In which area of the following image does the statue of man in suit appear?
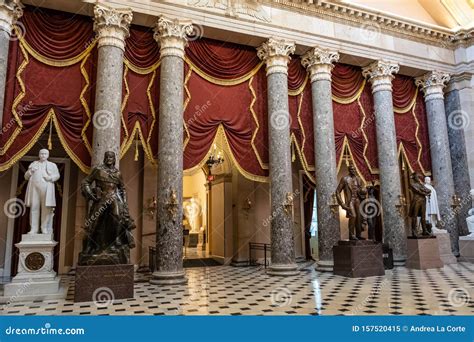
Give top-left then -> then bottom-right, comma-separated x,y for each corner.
336,164 -> 366,240
409,172 -> 431,237
24,149 -> 60,235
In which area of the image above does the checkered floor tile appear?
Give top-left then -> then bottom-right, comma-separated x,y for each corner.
1,262 -> 473,316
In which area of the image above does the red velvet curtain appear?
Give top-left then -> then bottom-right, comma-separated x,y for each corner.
125,25 -> 160,69
0,6 -> 95,172
186,38 -> 261,79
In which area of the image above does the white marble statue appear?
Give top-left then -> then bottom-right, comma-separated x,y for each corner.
424,176 -> 442,231
24,149 -> 60,234
465,189 -> 474,239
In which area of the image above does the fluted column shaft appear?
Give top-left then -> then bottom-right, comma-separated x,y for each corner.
0,0 -> 23,128
416,71 -> 459,255
257,38 -> 298,276
301,47 -> 340,271
363,60 -> 407,264
91,4 -> 132,167
150,17 -> 193,285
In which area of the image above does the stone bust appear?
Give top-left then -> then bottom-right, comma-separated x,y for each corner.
24,149 -> 60,235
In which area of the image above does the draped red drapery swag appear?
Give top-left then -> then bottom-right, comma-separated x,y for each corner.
0,7 -> 432,182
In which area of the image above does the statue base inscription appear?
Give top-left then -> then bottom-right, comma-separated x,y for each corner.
74,264 -> 134,303
406,236 -> 443,270
333,240 -> 385,278
433,231 -> 457,265
459,238 -> 474,263
2,234 -> 68,302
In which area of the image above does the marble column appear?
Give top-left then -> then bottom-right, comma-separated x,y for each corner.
301,47 -> 340,271
415,72 -> 459,255
257,38 -> 298,276
0,0 -> 23,128
444,85 -> 471,236
362,60 -> 407,264
91,4 -> 132,167
150,17 -> 193,285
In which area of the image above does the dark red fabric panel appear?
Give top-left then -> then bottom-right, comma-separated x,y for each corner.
332,64 -> 365,99
288,57 -> 306,91
392,75 -> 416,110
186,38 -> 260,80
183,66 -> 267,177
21,6 -> 94,60
414,93 -> 432,173
125,25 -> 160,69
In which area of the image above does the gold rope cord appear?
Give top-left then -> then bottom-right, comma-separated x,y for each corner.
357,95 -> 379,174
184,57 -> 263,86
79,53 -> 92,153
183,66 -> 193,151
291,134 -> 315,184
249,75 -> 269,170
336,136 -> 368,186
120,65 -> 131,155
145,69 -> 157,161
120,121 -> 155,164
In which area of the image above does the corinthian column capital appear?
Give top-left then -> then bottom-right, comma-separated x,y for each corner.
154,16 -> 194,59
301,47 -> 339,82
93,4 -> 133,51
0,0 -> 23,35
415,71 -> 450,101
362,60 -> 399,93
257,38 -> 295,76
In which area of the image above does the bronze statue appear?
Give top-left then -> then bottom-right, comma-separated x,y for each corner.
79,151 -> 136,265
336,164 -> 366,240
409,172 -> 431,237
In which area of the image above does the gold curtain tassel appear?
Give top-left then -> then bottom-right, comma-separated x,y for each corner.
134,140 -> 139,161
291,141 -> 296,162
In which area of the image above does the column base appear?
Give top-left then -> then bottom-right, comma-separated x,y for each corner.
266,263 -> 298,276
150,270 -> 187,285
315,259 -> 334,272
393,259 -> 406,267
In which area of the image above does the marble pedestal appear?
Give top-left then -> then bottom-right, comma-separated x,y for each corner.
74,264 -> 134,303
459,238 -> 474,263
2,233 -> 67,302
433,231 -> 457,265
406,237 -> 443,270
333,240 -> 385,278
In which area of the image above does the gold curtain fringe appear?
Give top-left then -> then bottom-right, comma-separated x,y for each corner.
336,136 -> 368,186
79,54 -> 93,154
288,75 -> 308,96
291,134 -> 316,184
183,67 -> 193,151
185,57 -> 264,86
332,79 -> 366,104
394,88 -> 418,114
124,59 -> 160,75
357,97 -> 379,175
248,75 -> 269,170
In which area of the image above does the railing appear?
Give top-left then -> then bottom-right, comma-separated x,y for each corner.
248,242 -> 271,268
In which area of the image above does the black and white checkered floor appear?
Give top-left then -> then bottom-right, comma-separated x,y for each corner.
1,262 -> 474,316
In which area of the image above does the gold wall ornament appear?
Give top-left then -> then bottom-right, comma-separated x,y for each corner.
166,189 -> 179,219
145,196 -> 157,220
283,192 -> 294,215
243,198 -> 252,211
329,193 -> 339,215
395,195 -> 406,215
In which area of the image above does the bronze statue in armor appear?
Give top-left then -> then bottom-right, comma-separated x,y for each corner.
79,151 -> 136,265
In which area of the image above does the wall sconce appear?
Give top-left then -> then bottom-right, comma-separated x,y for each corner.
329,193 -> 339,215
206,144 -> 224,175
145,196 -> 157,219
243,198 -> 252,211
165,189 -> 179,220
283,192 -> 294,215
451,194 -> 461,210
395,195 -> 406,215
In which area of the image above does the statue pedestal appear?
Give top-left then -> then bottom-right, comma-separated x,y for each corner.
433,231 -> 457,265
2,234 -> 68,302
406,236 -> 443,270
74,264 -> 134,303
333,240 -> 385,277
459,238 -> 474,263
